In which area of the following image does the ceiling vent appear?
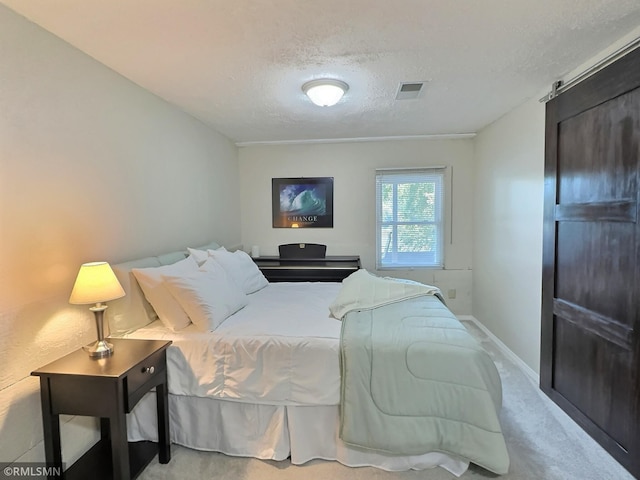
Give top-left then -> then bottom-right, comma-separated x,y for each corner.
396,82 -> 425,100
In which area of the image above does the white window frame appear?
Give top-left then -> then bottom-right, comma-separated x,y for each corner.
375,167 -> 445,269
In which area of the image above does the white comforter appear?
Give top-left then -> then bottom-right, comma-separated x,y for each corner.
329,269 -> 441,319
125,282 -> 342,406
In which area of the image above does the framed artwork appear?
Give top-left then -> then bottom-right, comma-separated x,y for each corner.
272,177 -> 334,228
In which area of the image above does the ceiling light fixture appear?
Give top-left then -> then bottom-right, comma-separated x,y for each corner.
302,79 -> 349,107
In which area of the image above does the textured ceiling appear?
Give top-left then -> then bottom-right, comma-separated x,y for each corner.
3,0 -> 640,144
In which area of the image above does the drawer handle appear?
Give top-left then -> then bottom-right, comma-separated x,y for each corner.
141,366 -> 155,374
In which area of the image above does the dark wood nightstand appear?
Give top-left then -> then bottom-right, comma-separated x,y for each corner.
32,338 -> 172,480
253,255 -> 361,282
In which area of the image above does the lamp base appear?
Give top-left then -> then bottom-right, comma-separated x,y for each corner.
83,339 -> 114,358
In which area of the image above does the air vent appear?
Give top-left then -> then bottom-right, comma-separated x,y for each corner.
396,82 -> 426,100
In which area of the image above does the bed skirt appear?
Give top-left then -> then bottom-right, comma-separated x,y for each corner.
127,392 -> 469,476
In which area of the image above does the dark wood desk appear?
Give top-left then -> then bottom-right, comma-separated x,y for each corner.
253,255 -> 361,282
32,338 -> 172,480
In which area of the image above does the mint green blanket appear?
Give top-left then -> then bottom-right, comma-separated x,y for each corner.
339,295 -> 510,474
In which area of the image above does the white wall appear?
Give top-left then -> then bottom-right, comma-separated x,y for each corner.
238,138 -> 475,314
472,99 -> 545,374
0,5 -> 240,464
472,25 -> 640,375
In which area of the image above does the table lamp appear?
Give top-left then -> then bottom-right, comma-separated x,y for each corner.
69,262 -> 125,358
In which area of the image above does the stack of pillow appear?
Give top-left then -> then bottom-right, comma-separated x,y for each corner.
132,247 -> 268,332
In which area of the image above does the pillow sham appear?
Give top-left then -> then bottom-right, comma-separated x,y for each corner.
162,259 -> 248,331
187,248 -> 209,266
207,248 -> 268,294
132,256 -> 198,331
187,246 -> 226,266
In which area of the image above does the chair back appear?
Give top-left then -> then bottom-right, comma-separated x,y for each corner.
278,243 -> 327,259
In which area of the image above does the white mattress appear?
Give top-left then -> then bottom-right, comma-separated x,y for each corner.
124,282 -> 343,406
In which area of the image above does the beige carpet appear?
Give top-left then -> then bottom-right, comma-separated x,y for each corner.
138,321 -> 634,480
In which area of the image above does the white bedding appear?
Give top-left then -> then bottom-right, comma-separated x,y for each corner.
124,282 -> 343,406
329,269 -> 441,319
123,278 -> 470,476
128,393 -> 469,476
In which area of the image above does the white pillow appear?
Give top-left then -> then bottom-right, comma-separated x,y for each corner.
187,248 -> 209,266
132,256 -> 198,331
188,246 -> 226,266
162,259 -> 248,331
207,249 -> 268,294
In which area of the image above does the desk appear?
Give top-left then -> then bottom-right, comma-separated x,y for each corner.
253,255 -> 361,282
32,338 -> 172,480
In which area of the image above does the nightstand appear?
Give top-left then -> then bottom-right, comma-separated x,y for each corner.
32,338 -> 172,480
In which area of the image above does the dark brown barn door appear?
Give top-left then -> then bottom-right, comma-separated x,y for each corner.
541,46 -> 640,478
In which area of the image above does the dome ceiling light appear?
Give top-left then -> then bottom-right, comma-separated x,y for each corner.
302,79 -> 349,107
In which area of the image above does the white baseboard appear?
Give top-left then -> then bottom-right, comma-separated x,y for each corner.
458,315 -> 540,386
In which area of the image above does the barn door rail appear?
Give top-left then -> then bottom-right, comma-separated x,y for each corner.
540,36 -> 640,102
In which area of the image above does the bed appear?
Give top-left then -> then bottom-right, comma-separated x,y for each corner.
106,243 -> 509,477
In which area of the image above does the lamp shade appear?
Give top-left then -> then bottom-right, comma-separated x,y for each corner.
69,262 -> 125,305
302,79 -> 348,107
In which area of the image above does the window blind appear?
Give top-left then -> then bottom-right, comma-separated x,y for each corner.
375,167 -> 445,269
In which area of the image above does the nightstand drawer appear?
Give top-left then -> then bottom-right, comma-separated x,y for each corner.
126,347 -> 166,407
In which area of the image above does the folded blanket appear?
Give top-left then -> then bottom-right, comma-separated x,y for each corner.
329,269 -> 441,320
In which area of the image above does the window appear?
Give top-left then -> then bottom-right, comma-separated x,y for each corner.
376,168 -> 445,269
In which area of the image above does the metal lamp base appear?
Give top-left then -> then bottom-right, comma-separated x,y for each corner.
83,339 -> 114,358
85,303 -> 114,359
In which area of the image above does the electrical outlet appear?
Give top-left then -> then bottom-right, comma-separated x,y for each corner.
447,289 -> 457,299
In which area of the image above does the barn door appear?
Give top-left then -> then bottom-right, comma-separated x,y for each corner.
541,46 -> 640,477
